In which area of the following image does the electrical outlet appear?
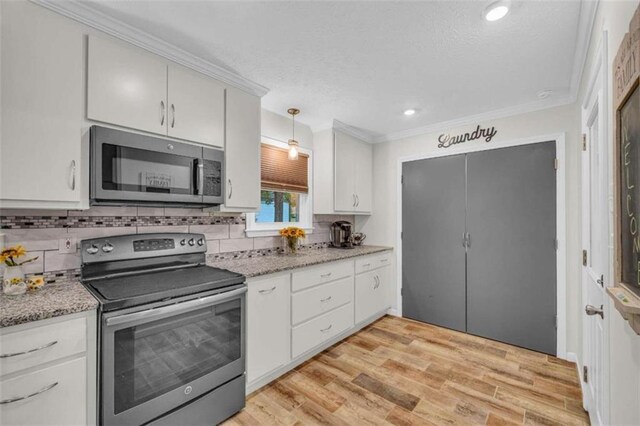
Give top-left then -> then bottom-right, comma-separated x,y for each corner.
59,237 -> 77,254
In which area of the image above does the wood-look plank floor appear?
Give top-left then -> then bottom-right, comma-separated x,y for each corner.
223,316 -> 589,425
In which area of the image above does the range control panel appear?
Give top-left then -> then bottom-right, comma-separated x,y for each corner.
133,238 -> 175,252
81,233 -> 207,264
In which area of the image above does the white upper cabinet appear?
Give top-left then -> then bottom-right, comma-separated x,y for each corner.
334,131 -> 359,212
88,35 -> 167,135
354,138 -> 373,212
1,1 -> 83,207
314,129 -> 372,214
223,86 -> 261,210
167,65 -> 225,147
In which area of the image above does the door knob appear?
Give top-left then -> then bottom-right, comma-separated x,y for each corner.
585,304 -> 604,319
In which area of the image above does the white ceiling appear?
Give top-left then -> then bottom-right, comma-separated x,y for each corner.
82,0 -> 586,140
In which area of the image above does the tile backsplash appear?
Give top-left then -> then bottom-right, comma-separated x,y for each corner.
0,207 -> 354,279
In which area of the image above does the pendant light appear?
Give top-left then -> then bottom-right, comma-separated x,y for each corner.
287,108 -> 300,160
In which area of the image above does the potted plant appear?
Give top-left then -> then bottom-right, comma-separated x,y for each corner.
279,226 -> 306,255
1,245 -> 38,296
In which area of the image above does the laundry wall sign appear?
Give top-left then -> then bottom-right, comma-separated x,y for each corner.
437,125 -> 498,148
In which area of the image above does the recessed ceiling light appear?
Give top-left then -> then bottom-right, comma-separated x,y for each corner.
484,1 -> 510,21
404,109 -> 416,116
537,90 -> 554,99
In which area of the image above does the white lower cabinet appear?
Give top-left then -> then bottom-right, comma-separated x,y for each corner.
246,274 -> 290,383
246,251 -> 393,393
355,265 -> 391,323
0,312 -> 96,426
0,357 -> 87,426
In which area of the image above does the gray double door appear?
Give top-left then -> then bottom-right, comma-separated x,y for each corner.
402,142 -> 557,355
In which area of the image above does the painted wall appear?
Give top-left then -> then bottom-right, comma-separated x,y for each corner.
359,102 -> 582,357
578,1 -> 640,425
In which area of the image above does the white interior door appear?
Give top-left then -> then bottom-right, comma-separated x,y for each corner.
581,48 -> 609,426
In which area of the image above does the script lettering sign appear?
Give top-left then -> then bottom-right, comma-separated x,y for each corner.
437,125 -> 498,149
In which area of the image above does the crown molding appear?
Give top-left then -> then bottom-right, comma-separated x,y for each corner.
568,0 -> 599,103
332,120 -> 377,143
31,0 -> 269,97
375,94 -> 573,143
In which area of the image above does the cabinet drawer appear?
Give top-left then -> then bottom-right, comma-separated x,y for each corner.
292,277 -> 354,325
0,357 -> 86,426
355,252 -> 392,274
292,303 -> 353,358
0,317 -> 86,376
291,261 -> 353,292
355,268 -> 389,324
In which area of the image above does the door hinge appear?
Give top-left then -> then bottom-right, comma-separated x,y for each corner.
582,133 -> 587,151
583,365 -> 589,383
554,158 -> 559,170
582,249 -> 588,266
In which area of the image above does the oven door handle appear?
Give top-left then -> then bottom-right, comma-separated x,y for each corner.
105,286 -> 246,327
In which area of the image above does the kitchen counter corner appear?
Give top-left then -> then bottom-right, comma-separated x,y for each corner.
0,281 -> 98,328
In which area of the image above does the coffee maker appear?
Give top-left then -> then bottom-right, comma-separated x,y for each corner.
330,221 -> 353,248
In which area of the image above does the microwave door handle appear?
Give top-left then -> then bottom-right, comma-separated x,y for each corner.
193,159 -> 204,196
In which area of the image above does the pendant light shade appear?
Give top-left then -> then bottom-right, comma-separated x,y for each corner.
287,108 -> 300,160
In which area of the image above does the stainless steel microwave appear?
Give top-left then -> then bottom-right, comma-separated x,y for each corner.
90,126 -> 224,207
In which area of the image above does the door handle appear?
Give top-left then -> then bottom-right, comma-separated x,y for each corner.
356,194 -> 360,207
353,194 -> 356,207
585,304 -> 604,319
160,100 -> 165,125
597,275 -> 604,287
466,232 -> 471,248
171,104 -> 176,128
258,286 -> 276,294
69,160 -> 76,190
228,179 -> 233,199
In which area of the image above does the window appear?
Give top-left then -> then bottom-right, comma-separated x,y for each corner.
245,139 -> 313,237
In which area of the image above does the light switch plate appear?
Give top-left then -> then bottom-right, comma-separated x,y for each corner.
59,237 -> 77,254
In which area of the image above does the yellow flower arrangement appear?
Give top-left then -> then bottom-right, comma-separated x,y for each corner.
1,245 -> 38,267
279,227 -> 306,254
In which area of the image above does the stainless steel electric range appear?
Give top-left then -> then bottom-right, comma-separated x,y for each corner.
80,233 -> 246,426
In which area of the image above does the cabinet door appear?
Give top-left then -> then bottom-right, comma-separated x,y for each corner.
334,131 -> 358,212
355,140 -> 373,213
225,86 -> 261,210
1,1 -> 82,203
0,357 -> 86,426
167,65 -> 224,147
88,35 -> 167,135
355,267 -> 389,323
247,274 -> 290,383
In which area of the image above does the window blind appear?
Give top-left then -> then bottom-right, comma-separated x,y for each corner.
260,144 -> 309,194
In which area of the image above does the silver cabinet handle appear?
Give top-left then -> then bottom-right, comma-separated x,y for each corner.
69,160 -> 76,190
171,103 -> 176,128
0,340 -> 58,359
320,272 -> 332,278
228,179 -> 233,199
353,194 -> 356,207
320,296 -> 332,303
466,232 -> 471,248
597,275 -> 604,287
160,100 -> 165,125
585,304 -> 604,319
374,276 -> 380,289
362,263 -> 371,268
0,382 -> 58,405
380,259 -> 388,263
259,286 -> 276,294
356,194 -> 360,207
320,324 -> 333,333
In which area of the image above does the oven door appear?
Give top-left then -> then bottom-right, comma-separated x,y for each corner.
101,286 -> 246,426
91,126 -> 207,205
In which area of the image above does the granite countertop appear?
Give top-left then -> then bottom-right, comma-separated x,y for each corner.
0,281 -> 98,328
208,245 -> 393,278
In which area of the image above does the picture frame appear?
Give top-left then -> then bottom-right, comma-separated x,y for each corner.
611,5 -> 640,333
